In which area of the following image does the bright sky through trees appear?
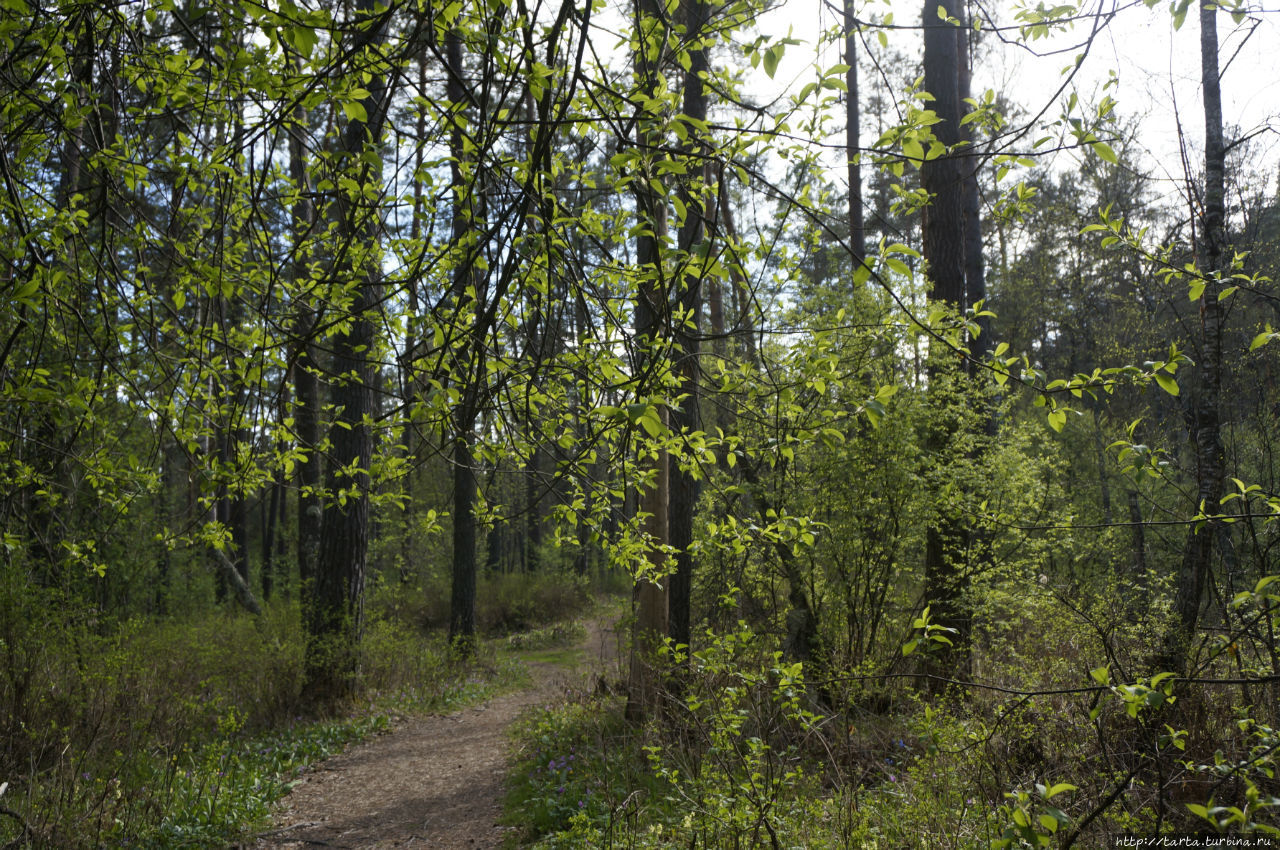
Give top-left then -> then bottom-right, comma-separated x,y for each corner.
750,0 -> 1279,205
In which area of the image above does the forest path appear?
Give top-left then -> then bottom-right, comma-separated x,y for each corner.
250,616 -> 621,850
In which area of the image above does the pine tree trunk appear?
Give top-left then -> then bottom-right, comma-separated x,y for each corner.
303,0 -> 390,702
626,0 -> 673,721
921,0 -> 970,676
845,0 -> 864,263
1163,2 -> 1226,675
290,67 -> 322,614
668,0 -> 709,656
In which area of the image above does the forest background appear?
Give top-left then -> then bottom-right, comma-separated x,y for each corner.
0,0 -> 1278,845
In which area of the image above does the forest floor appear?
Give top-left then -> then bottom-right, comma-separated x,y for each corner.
248,616 -> 622,850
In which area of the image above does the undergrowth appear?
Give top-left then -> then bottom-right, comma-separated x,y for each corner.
0,578 -> 518,849
504,592 -> 1280,849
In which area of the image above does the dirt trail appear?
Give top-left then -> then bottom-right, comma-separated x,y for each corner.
251,619 -> 620,850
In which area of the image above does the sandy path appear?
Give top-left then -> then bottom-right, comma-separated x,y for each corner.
251,619 -> 620,850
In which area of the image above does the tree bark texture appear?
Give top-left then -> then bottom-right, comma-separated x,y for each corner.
921,0 -> 971,675
845,0 -> 865,263
626,0 -> 673,721
1163,2 -> 1226,675
290,71 -> 323,613
303,0 -> 391,702
667,0 -> 709,656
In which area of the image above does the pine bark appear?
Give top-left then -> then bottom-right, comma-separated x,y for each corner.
921,0 -> 970,675
667,0 -> 709,656
303,0 -> 391,701
626,0 -> 673,721
1163,2 -> 1226,675
845,0 -> 864,263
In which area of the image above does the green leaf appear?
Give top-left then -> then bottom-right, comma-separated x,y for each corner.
1093,141 -> 1117,164
1154,373 -> 1179,396
1250,329 -> 1274,351
11,277 -> 39,301
342,100 -> 368,123
1043,782 -> 1077,799
638,408 -> 663,438
763,46 -> 780,79
1047,409 -> 1066,432
292,25 -> 318,57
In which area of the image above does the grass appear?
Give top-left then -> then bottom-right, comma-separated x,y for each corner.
0,590 -> 525,849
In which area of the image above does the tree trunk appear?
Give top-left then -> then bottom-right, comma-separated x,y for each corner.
626,0 -> 674,721
1162,2 -> 1226,675
445,26 -> 483,654
290,67 -> 323,616
844,0 -> 864,263
921,0 -> 970,676
667,0 -> 709,656
303,0 -> 391,703
450,415 -> 479,648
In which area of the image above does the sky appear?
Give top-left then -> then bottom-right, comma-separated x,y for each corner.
749,0 -> 1280,209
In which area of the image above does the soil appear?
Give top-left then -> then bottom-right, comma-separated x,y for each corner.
249,618 -> 621,850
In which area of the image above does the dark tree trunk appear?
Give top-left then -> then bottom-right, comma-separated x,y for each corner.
667,0 -> 709,656
444,26 -> 483,654
626,0 -> 673,721
303,0 -> 391,703
844,0 -> 864,263
1163,2 -> 1226,675
955,8 -> 988,362
291,75 -> 322,613
921,1 -> 966,307
921,0 -> 970,675
450,417 -> 478,647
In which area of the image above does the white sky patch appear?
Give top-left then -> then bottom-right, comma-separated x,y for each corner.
744,0 -> 1279,204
